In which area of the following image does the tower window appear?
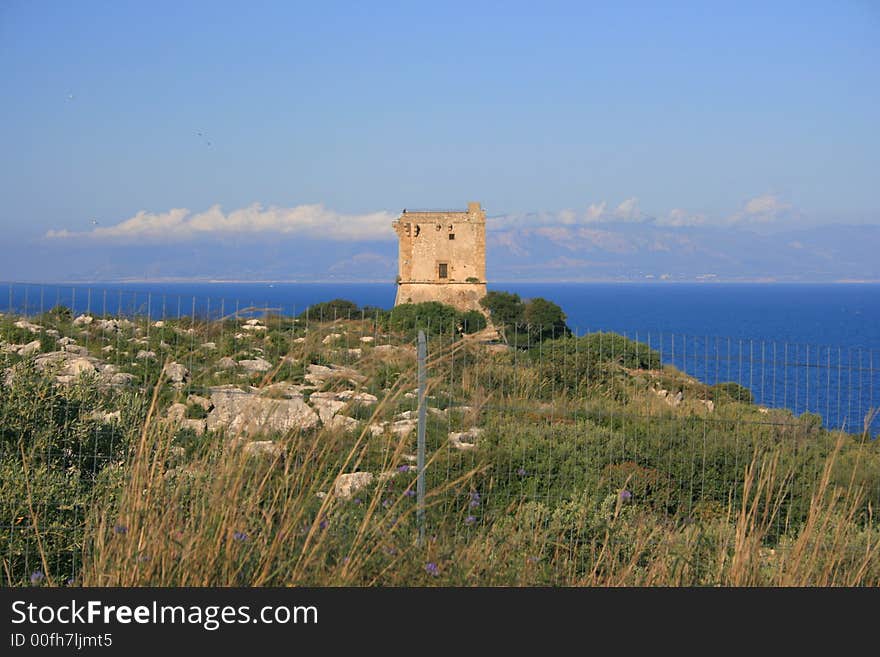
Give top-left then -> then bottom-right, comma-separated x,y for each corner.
448,233 -> 455,240
438,263 -> 448,279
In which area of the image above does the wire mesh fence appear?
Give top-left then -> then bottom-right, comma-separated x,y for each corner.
1,281 -> 878,585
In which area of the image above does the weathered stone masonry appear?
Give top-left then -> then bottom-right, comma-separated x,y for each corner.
392,202 -> 487,312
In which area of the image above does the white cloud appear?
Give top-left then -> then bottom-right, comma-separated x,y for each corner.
656,208 -> 706,227
46,203 -> 397,242
728,194 -> 793,224
613,197 -> 641,221
585,202 -> 606,221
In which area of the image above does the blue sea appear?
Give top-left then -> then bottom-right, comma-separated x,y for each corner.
4,281 -> 878,434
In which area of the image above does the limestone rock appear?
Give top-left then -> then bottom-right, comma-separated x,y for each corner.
163,361 -> 190,384
359,336 -> 375,343
166,403 -> 188,422
206,385 -> 319,436
136,350 -> 156,360
72,315 -> 93,326
238,357 -> 271,373
187,394 -> 213,411
217,356 -> 237,370
334,472 -> 374,500
181,418 -> 207,436
325,414 -> 359,432
110,372 -> 136,386
17,340 -> 42,356
14,320 -> 42,333
57,336 -> 77,346
449,427 -> 482,451
337,390 -> 378,405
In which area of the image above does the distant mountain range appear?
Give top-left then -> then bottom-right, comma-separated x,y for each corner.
4,221 -> 878,283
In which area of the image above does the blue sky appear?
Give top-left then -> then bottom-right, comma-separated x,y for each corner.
0,1 -> 878,280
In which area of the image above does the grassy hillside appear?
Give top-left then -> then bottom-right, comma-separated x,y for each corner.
1,303 -> 878,586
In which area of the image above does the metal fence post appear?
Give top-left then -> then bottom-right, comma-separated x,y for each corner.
417,330 -> 427,546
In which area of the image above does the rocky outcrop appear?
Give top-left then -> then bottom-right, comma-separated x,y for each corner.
334,472 -> 373,500
304,363 -> 366,386
163,361 -> 190,386
238,357 -> 272,373
449,427 -> 482,450
206,385 -> 319,436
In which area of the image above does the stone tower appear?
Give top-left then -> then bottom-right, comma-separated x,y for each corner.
392,202 -> 487,312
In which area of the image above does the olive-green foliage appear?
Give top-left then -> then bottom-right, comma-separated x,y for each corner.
480,291 -> 570,343
0,362 -> 145,584
387,302 -> 485,337
528,332 -> 661,394
711,381 -> 754,404
299,299 -> 360,321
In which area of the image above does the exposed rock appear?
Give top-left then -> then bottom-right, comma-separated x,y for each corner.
373,344 -> 415,357
153,320 -> 165,328
325,415 -> 359,432
166,403 -> 188,422
88,410 -> 121,423
390,419 -> 417,438
45,329 -> 59,337
449,427 -> 482,451
181,418 -> 207,436
238,357 -> 272,373
242,320 -> 267,332
62,344 -> 90,356
336,390 -> 378,405
101,345 -> 115,353
187,394 -> 213,411
699,400 -> 715,413
14,320 -> 42,333
293,337 -> 306,344
110,372 -> 136,386
243,440 -> 282,459
72,315 -> 93,326
57,336 -> 77,346
304,363 -> 366,386
347,348 -> 362,358
163,361 -> 190,385
334,472 -> 374,500
202,342 -> 216,350
217,356 -> 237,370
136,350 -> 156,360
322,333 -> 342,344
359,336 -> 375,343
311,397 -> 347,424
17,340 -> 42,356
206,385 -> 319,435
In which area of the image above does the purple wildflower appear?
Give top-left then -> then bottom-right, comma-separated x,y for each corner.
137,554 -> 150,563
464,515 -> 477,526
113,523 -> 127,534
397,465 -> 410,473
469,491 -> 481,508
425,562 -> 439,576
516,467 -> 527,477
30,571 -> 45,585
382,499 -> 392,509
353,498 -> 363,505
404,489 -> 416,497
619,490 -> 633,502
319,520 -> 329,530
66,578 -> 76,586
233,531 -> 249,541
